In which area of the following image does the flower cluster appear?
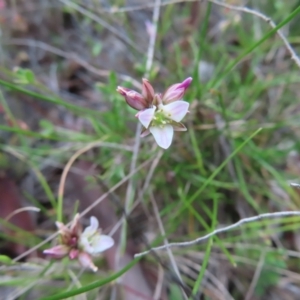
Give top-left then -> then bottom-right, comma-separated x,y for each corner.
43,214 -> 114,272
117,77 -> 192,149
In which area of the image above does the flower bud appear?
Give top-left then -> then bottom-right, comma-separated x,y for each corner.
43,245 -> 69,259
177,77 -> 193,90
117,86 -> 149,110
142,78 -> 155,103
78,252 -> 98,272
162,77 -> 193,103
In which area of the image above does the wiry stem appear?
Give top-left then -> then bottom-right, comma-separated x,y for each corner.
121,0 -> 162,245
134,211 -> 300,257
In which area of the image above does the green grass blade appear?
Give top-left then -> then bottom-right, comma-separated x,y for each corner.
39,258 -> 140,300
0,79 -> 101,116
208,5 -> 300,89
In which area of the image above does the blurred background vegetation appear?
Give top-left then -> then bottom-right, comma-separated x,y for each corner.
1,0 -> 300,299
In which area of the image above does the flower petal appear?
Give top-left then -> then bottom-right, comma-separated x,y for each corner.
82,216 -> 99,237
163,101 -> 189,122
138,107 -> 156,128
80,236 -> 94,253
90,235 -> 114,254
150,125 -> 174,149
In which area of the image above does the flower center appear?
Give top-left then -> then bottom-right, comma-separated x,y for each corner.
151,107 -> 172,127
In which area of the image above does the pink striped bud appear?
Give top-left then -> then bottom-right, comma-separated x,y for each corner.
162,77 -> 192,103
43,245 -> 69,259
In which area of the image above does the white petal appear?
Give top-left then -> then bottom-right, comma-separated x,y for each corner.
82,216 -> 99,237
91,235 -> 114,254
150,125 -> 174,149
80,236 -> 94,253
163,101 -> 189,122
138,107 -> 156,128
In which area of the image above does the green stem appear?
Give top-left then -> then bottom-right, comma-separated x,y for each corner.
40,258 -> 140,300
191,196 -> 218,297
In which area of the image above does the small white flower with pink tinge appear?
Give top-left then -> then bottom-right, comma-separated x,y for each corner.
79,217 -> 114,256
117,77 -> 192,149
137,101 -> 189,149
43,214 -> 114,272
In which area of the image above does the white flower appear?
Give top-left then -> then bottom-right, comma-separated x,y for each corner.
138,101 -> 189,149
79,216 -> 114,255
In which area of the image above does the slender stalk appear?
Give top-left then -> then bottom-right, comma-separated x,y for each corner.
135,211 -> 300,257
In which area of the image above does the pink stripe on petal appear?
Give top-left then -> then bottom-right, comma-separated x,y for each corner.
150,125 -> 174,149
138,107 -> 156,128
163,87 -> 185,103
177,77 -> 192,90
163,101 -> 189,122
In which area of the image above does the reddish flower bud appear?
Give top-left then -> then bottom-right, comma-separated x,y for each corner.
142,78 -> 155,103
116,86 -> 149,110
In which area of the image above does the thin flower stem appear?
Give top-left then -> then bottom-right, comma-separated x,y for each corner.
120,0 -> 162,253
145,0 -> 161,76
108,148 -> 163,237
134,211 -> 300,258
